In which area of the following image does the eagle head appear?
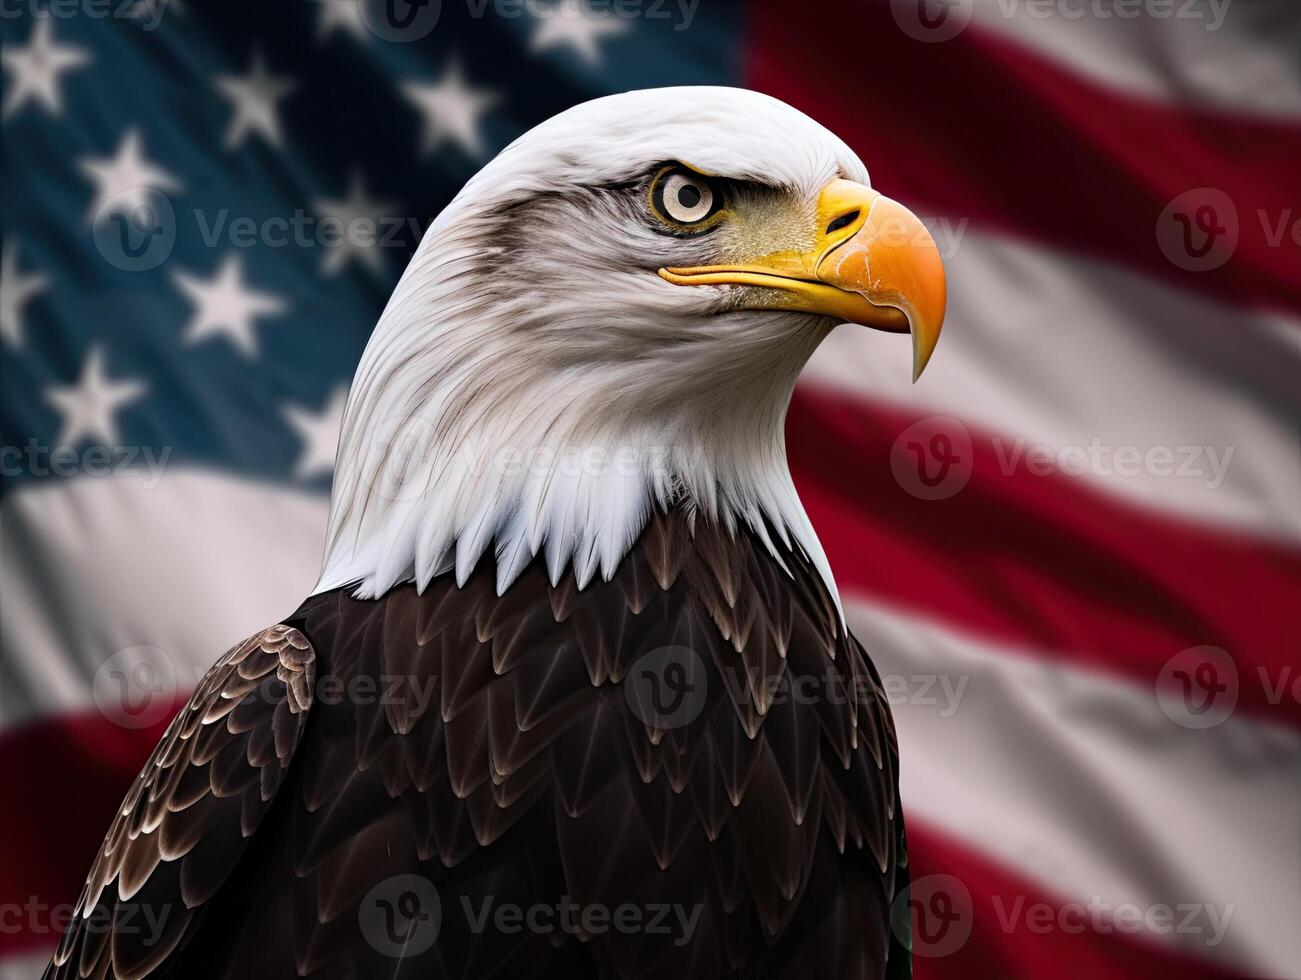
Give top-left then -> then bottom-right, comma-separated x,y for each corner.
317,86 -> 946,603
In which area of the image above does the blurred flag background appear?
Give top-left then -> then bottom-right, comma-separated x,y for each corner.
1,0 -> 1298,977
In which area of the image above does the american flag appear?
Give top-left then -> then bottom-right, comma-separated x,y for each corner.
1,1 -> 1297,977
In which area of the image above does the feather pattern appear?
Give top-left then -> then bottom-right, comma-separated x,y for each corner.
46,510 -> 907,980
47,625 -> 314,980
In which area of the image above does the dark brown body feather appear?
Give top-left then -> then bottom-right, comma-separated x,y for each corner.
47,510 -> 909,979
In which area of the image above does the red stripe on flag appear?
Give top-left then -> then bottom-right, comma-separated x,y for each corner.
747,0 -> 1301,318
0,705 -> 182,960
787,387 -> 1300,727
906,819 -> 1247,979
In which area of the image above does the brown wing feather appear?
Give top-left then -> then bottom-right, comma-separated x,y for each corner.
45,625 -> 314,980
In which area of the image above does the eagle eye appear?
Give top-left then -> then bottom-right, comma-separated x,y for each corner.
651,166 -> 724,230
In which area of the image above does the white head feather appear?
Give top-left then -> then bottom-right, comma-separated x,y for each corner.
315,87 -> 871,611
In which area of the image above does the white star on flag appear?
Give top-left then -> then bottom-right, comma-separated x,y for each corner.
402,57 -> 500,159
172,254 -> 288,357
316,0 -> 370,42
283,386 -> 349,478
45,346 -> 146,447
528,0 -> 630,67
1,238 -> 49,349
215,49 -> 297,150
79,128 -> 183,224
1,18 -> 92,120
312,170 -> 398,277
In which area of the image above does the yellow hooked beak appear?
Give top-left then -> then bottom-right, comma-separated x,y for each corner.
659,179 -> 946,381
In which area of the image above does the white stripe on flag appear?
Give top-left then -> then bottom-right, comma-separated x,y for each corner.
845,594 -> 1301,976
0,469 -> 328,732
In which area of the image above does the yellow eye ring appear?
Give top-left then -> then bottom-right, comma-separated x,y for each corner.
649,165 -> 727,232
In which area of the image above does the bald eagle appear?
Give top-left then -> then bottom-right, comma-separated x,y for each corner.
48,87 -> 945,980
